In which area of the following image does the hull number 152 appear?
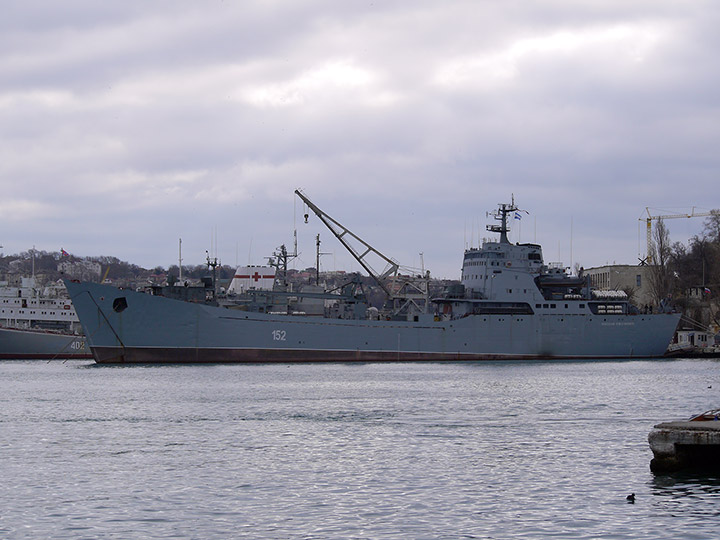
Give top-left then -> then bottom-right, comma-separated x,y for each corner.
272,330 -> 286,341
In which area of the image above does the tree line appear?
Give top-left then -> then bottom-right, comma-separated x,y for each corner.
649,210 -> 720,326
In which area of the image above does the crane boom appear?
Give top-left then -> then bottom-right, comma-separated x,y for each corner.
640,207 -> 714,264
295,190 -> 431,316
295,189 -> 398,297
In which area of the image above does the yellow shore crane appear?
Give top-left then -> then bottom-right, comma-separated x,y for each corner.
640,207 -> 714,265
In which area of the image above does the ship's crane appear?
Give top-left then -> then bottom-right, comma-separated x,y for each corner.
295,189 -> 430,316
640,207 -> 714,265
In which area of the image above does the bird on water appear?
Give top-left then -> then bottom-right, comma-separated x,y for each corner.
626,493 -> 635,503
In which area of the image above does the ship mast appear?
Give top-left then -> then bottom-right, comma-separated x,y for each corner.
205,250 -> 219,299
487,196 -> 520,244
315,234 -> 331,286
178,238 -> 183,282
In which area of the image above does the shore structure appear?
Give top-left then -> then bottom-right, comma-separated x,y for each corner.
65,194 -> 680,364
649,410 -> 720,472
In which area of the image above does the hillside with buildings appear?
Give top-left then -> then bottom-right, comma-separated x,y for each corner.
0,250 -> 236,290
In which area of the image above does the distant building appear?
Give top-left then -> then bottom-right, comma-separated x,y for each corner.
583,264 -> 654,307
57,259 -> 102,281
687,286 -> 712,300
147,273 -> 167,285
8,259 -> 28,274
676,329 -> 719,349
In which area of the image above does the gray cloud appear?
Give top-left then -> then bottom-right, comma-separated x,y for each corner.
1,0 -> 718,277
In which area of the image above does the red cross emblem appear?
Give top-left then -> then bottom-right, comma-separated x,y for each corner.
252,271 -> 261,281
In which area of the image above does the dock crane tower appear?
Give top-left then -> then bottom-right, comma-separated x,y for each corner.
295,189 -> 431,318
640,207 -> 714,265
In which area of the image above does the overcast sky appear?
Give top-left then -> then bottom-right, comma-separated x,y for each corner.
2,1 -> 718,278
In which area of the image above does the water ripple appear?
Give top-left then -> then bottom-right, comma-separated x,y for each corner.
1,359 -> 719,538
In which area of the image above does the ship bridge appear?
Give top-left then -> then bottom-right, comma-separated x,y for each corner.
461,241 -> 545,300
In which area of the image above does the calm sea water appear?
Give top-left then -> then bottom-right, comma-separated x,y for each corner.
1,358 -> 719,539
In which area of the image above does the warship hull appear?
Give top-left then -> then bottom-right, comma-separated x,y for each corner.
65,281 -> 680,364
0,326 -> 90,360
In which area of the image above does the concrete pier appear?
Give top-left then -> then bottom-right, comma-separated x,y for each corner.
648,411 -> 720,472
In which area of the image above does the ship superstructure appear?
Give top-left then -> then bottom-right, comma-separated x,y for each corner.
0,276 -> 89,359
436,199 -> 633,321
0,277 -> 81,332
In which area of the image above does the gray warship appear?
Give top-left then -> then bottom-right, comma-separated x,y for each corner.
65,195 -> 680,363
0,326 -> 89,360
0,276 -> 89,359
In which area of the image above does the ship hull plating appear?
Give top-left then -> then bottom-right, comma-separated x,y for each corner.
66,281 -> 680,364
0,326 -> 90,360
